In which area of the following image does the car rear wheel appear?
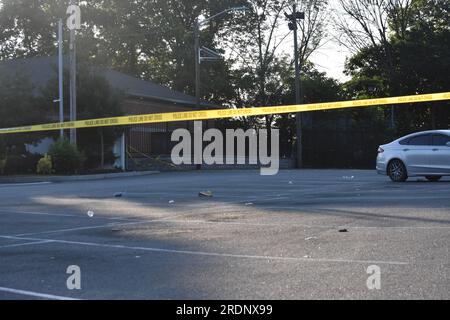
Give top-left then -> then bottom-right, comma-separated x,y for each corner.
388,159 -> 408,182
425,176 -> 442,182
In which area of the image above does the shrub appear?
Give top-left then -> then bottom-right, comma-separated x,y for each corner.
3,153 -> 42,175
48,138 -> 84,174
0,157 -> 6,175
36,154 -> 52,175
0,136 -> 6,175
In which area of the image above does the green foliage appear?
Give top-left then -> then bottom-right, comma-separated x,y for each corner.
344,0 -> 450,135
77,67 -> 124,168
0,157 -> 6,175
40,65 -> 124,169
48,138 -> 84,174
0,135 -> 6,157
0,71 -> 47,150
0,70 -> 48,175
0,136 -> 8,175
0,0 -> 244,107
36,154 -> 52,175
0,0 -> 64,59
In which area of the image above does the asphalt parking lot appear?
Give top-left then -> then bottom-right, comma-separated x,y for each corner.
0,169 -> 449,300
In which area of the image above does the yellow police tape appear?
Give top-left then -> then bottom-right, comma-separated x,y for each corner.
1,92 -> 449,135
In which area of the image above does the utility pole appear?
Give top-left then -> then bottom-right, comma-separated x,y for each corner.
68,0 -> 79,146
58,19 -> 64,139
286,5 -> 305,168
194,18 -> 201,108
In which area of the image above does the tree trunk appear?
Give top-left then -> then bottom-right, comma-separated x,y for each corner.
100,130 -> 105,168
265,115 -> 273,155
431,106 -> 437,129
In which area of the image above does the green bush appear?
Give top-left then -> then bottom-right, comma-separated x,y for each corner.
36,154 -> 52,175
2,153 -> 42,175
0,157 -> 6,175
49,138 -> 84,174
0,136 -> 6,175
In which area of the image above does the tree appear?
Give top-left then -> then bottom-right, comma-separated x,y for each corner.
335,0 -> 417,128
276,64 -> 343,158
0,135 -> 7,174
344,0 -> 450,133
0,0 -> 64,60
133,0 -> 244,101
0,67 -> 50,174
334,0 -> 416,52
222,0 -> 329,107
0,0 -> 244,105
76,66 -> 124,168
0,69 -> 47,153
211,0 -> 331,161
39,63 -> 124,169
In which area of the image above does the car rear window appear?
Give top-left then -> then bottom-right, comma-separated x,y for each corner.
399,138 -> 409,145
404,134 -> 432,146
432,134 -> 450,146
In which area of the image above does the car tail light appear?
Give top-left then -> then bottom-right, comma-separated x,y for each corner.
378,147 -> 384,154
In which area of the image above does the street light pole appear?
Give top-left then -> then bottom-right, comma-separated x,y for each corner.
293,7 -> 302,169
194,18 -> 201,107
58,19 -> 64,139
293,8 -> 301,108
286,5 -> 305,168
69,0 -> 77,146
194,6 -> 248,108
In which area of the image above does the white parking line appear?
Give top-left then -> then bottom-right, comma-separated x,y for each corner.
0,235 -> 409,266
0,182 -> 52,188
0,240 -> 54,249
0,209 -> 146,222
14,222 -> 133,237
0,209 -> 80,218
145,218 -> 450,230
11,212 -> 195,237
0,286 -> 80,300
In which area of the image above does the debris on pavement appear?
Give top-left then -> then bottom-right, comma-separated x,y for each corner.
199,191 -> 213,198
305,236 -> 317,241
339,229 -> 348,233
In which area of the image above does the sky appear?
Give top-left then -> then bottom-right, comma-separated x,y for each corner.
305,0 -> 353,82
279,0 -> 353,82
307,39 -> 352,82
280,29 -> 352,83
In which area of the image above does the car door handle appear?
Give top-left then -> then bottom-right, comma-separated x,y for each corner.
432,148 -> 439,152
403,149 -> 410,152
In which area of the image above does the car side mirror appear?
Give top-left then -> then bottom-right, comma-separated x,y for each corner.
447,142 -> 450,147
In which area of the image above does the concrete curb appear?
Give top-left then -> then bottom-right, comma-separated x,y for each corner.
0,171 -> 160,184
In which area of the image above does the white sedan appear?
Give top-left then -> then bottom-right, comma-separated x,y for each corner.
377,130 -> 450,182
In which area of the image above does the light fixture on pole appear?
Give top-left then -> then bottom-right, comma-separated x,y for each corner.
194,6 -> 248,107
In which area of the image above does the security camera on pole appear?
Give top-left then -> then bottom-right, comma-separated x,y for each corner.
67,1 -> 81,146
